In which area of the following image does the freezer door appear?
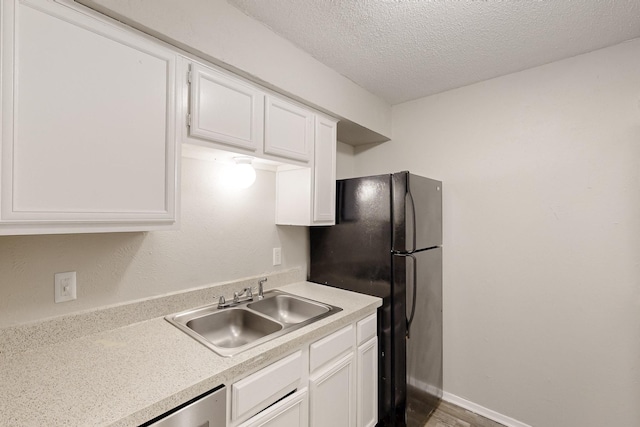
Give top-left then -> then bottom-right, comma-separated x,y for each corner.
309,174 -> 393,298
392,173 -> 442,253
405,247 -> 443,426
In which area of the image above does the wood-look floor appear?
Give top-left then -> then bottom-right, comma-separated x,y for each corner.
423,401 -> 506,427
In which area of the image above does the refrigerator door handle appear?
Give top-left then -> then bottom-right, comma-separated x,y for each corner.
394,252 -> 418,338
406,252 -> 418,338
391,171 -> 417,254
406,174 -> 417,254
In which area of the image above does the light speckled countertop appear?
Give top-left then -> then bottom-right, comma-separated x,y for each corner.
0,281 -> 381,426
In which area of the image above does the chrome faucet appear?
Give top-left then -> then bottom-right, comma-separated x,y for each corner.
233,287 -> 253,303
218,281 -> 265,309
258,278 -> 267,300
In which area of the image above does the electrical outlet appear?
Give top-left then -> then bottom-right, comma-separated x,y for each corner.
273,247 -> 282,266
55,271 -> 77,303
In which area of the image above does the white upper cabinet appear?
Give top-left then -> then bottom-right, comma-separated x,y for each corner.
188,63 -> 264,152
182,59 -> 338,226
275,114 -> 337,226
312,115 -> 337,225
264,95 -> 314,163
0,0 -> 179,235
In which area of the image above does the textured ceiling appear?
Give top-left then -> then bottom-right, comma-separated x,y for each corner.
229,0 -> 640,105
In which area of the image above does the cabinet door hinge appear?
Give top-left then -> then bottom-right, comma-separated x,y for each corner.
187,70 -> 192,84
187,113 -> 192,127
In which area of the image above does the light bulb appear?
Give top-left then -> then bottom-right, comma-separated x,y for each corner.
232,156 -> 256,189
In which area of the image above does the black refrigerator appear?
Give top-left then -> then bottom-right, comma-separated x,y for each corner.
309,172 -> 443,427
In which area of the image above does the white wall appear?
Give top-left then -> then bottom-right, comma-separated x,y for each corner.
353,39 -> 640,426
75,0 -> 391,141
336,141 -> 357,179
0,157 -> 307,327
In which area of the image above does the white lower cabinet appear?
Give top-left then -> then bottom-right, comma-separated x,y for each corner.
309,352 -> 356,427
356,337 -> 378,427
231,351 -> 302,423
238,389 -> 308,427
356,314 -> 378,427
231,313 -> 377,427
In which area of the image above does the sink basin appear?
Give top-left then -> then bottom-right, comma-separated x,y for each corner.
186,308 -> 282,349
166,290 -> 342,357
248,294 -> 329,325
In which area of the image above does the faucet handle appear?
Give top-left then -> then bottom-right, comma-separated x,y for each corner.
218,296 -> 227,309
245,287 -> 253,300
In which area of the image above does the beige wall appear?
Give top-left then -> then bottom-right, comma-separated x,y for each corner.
76,0 -> 391,140
0,157 -> 308,327
352,40 -> 640,426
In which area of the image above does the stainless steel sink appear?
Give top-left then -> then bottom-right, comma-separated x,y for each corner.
166,290 -> 342,357
247,294 -> 330,325
186,308 -> 282,349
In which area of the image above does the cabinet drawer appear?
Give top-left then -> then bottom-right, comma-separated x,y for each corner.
310,325 -> 354,373
356,313 -> 377,346
232,351 -> 302,421
237,388 -> 308,427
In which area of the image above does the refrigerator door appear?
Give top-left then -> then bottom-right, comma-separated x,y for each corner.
405,247 -> 443,427
392,173 -> 442,253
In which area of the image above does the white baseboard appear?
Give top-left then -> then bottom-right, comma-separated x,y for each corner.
442,392 -> 533,427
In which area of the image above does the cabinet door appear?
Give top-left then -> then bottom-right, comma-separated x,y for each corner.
309,352 -> 356,427
312,115 -> 337,225
264,96 -> 313,162
238,389 -> 308,427
189,63 -> 264,152
357,337 -> 378,427
1,0 -> 178,233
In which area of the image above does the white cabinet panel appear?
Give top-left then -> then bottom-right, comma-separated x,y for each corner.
0,0 -> 178,234
231,311 -> 377,427
265,96 -> 313,162
238,389 -> 308,427
309,325 -> 354,373
275,168 -> 311,226
312,115 -> 337,225
189,63 -> 264,151
356,313 -> 377,346
232,351 -> 302,421
309,352 -> 356,427
357,337 -> 378,427
275,114 -> 337,226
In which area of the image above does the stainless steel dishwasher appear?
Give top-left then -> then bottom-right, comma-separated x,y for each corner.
140,385 -> 226,427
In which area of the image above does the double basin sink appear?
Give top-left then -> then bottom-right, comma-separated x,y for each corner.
166,290 -> 342,357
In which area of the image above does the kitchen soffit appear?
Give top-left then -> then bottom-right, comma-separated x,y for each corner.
229,0 -> 640,105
